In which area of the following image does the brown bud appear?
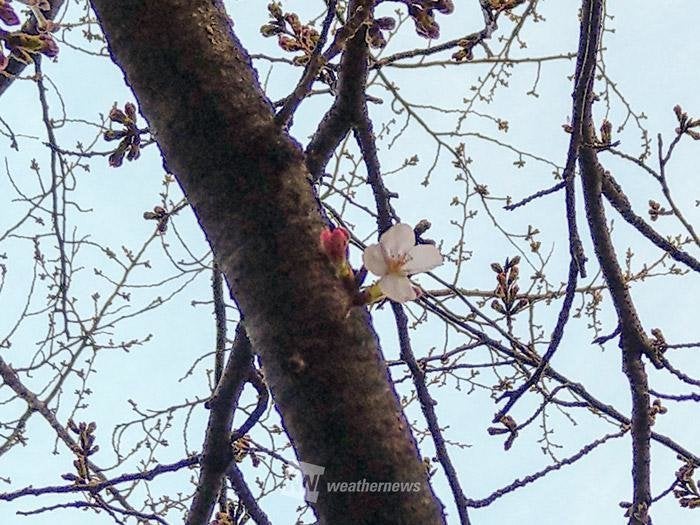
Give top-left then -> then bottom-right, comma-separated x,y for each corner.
514,298 -> 529,312
507,266 -> 519,284
103,129 -> 126,142
260,23 -> 280,37
490,300 -> 506,314
435,0 -> 455,14
124,103 -> 137,120
500,415 -> 517,430
674,105 -> 684,121
108,108 -> 128,124
600,119 -> 612,143
375,17 -> 396,30
278,35 -> 302,52
268,2 -> 283,19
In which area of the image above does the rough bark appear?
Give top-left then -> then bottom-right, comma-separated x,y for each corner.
88,1 -> 445,523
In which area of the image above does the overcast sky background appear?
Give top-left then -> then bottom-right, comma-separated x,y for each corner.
1,1 -> 699,524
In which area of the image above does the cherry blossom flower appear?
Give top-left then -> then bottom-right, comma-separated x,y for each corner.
362,223 -> 443,303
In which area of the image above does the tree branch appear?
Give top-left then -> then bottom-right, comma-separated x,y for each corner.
226,462 -> 273,525
0,355 -> 137,513
305,0 -> 374,181
186,323 -> 254,525
492,0 -> 607,419
577,4 -> 654,521
601,171 -> 700,273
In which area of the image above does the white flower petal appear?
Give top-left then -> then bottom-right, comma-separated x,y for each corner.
363,244 -> 388,276
379,223 -> 415,255
378,274 -> 416,303
404,244 -> 443,274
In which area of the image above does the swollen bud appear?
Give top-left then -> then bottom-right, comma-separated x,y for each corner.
320,227 -> 350,266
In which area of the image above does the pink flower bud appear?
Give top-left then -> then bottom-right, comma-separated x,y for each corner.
320,227 -> 349,265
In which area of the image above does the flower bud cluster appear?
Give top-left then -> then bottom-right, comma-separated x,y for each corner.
489,256 -> 528,317
406,0 -> 454,40
0,0 -> 58,71
143,205 -> 170,234
61,420 -> 99,484
260,3 -> 320,66
674,104 -> 700,140
104,102 -> 144,167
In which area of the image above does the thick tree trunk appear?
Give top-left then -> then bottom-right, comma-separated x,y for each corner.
89,1 -> 446,523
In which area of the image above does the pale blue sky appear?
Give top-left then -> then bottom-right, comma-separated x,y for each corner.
1,1 -> 699,524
